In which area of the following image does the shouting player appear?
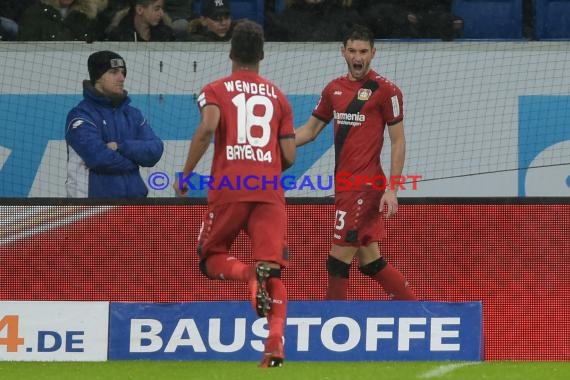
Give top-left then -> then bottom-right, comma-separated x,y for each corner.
174,20 -> 295,367
295,24 -> 418,301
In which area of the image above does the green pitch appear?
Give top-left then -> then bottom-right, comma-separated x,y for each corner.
0,361 -> 568,380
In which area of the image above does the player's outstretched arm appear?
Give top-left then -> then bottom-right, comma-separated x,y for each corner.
279,136 -> 296,171
386,121 -> 406,187
174,105 -> 220,196
295,116 -> 327,147
380,121 -> 406,218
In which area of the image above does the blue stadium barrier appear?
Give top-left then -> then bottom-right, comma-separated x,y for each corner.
193,0 -> 265,25
109,301 -> 484,361
534,0 -> 570,39
452,0 -> 523,39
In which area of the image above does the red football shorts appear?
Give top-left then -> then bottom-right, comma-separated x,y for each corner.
333,190 -> 386,247
197,201 -> 289,267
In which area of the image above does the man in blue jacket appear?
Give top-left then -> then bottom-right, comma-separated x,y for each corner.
66,50 -> 164,197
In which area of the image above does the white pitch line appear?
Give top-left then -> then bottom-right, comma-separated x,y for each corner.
419,362 -> 480,379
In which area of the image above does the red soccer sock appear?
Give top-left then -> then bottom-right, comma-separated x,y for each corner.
204,254 -> 250,282
370,263 -> 418,300
325,276 -> 349,300
266,277 -> 287,341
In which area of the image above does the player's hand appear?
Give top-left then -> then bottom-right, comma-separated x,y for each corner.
380,189 -> 398,219
173,178 -> 189,197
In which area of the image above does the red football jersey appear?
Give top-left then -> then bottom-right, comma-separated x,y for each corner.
312,70 -> 404,192
197,70 -> 294,205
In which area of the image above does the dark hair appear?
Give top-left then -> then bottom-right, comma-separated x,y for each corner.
130,0 -> 157,7
230,20 -> 264,65
343,24 -> 375,48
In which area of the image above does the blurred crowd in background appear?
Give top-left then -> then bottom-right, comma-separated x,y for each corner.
0,0 -> 540,42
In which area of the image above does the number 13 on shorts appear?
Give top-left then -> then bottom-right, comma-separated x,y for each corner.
335,209 -> 347,230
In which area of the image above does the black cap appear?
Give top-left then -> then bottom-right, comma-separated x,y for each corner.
202,0 -> 231,19
87,50 -> 127,84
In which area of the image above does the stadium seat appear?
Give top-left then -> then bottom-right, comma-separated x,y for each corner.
193,0 -> 265,26
452,0 -> 523,39
274,0 -> 286,13
534,0 -> 570,39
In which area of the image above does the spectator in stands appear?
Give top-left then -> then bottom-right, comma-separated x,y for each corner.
96,0 -> 130,41
18,0 -> 108,41
0,17 -> 18,41
1,1 -> 37,25
359,0 -> 463,40
265,0 -> 359,42
357,0 -> 412,39
106,0 -> 175,42
182,0 -> 236,42
66,50 -> 164,198
164,0 -> 195,38
1,0 -> 36,40
404,0 -> 463,41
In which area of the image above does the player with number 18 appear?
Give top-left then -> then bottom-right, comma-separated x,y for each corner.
174,20 -> 295,368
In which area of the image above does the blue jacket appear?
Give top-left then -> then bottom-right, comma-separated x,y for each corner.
65,81 -> 164,198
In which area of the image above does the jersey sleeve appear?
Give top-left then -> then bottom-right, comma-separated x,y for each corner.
278,94 -> 295,139
311,82 -> 334,123
196,83 -> 219,111
381,82 -> 404,126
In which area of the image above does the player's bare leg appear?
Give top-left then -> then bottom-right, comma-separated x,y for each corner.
357,243 -> 417,300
